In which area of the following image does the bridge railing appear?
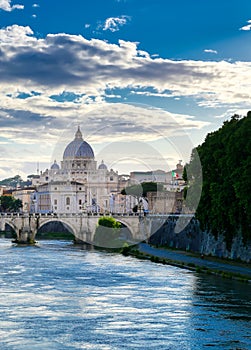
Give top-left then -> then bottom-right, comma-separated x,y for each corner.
0,212 -> 21,217
0,212 -> 194,219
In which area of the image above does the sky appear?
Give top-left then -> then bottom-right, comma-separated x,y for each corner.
0,0 -> 251,179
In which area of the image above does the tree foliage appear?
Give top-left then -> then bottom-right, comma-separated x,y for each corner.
183,149 -> 203,211
187,112 -> 251,247
0,196 -> 23,212
0,175 -> 31,188
121,182 -> 163,198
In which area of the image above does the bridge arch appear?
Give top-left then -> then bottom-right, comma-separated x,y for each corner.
36,219 -> 77,239
2,220 -> 19,237
114,219 -> 133,240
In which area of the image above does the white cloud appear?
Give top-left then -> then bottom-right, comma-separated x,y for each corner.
0,96 -> 210,178
0,24 -> 250,178
131,91 -> 174,98
214,108 -> 249,119
204,49 -> 218,54
32,3 -> 39,7
32,14 -> 37,18
0,25 -> 250,109
0,0 -> 24,11
240,24 -> 251,31
239,19 -> 251,31
103,15 -> 130,32
85,23 -> 91,28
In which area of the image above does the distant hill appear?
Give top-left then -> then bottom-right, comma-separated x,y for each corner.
0,175 -> 32,188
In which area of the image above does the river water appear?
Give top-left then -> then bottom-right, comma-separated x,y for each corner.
0,238 -> 250,350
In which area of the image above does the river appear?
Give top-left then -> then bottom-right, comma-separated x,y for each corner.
0,238 -> 250,350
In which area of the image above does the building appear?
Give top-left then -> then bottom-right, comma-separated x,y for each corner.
32,127 -> 120,214
130,161 -> 184,186
130,169 -> 167,184
25,127 -> 186,215
12,187 -> 35,213
147,190 -> 184,214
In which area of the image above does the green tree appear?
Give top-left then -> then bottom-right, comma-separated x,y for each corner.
183,149 -> 203,212
182,166 -> 188,182
121,182 -> 163,214
0,196 -> 23,212
186,112 -> 251,248
121,181 -> 163,204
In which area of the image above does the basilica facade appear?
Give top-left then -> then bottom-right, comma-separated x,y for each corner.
31,127 -> 122,214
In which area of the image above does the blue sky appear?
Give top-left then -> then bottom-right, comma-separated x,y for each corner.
0,0 -> 251,178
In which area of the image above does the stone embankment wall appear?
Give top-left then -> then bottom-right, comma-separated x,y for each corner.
148,218 -> 251,263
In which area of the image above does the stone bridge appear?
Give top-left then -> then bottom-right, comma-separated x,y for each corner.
0,212 -> 194,244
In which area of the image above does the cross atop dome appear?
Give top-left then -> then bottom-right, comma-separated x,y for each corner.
75,126 -> 83,140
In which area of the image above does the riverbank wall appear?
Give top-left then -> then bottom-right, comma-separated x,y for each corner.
148,217 -> 251,263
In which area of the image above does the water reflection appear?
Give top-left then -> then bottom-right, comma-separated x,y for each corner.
0,238 -> 250,349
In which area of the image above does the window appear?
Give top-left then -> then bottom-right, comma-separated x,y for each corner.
79,199 -> 82,205
54,187 -> 57,191
79,187 -> 82,191
54,199 -> 57,205
110,176 -> 113,181
66,197 -> 70,205
54,206 -> 57,210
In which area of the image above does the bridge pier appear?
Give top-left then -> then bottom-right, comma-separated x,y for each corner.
15,227 -> 35,244
74,230 -> 93,244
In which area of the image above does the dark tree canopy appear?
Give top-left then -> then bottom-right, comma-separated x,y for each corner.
186,112 -> 251,247
0,196 -> 23,212
0,175 -> 31,188
121,182 -> 163,198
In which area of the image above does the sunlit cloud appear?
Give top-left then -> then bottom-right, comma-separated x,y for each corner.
0,24 -> 249,178
204,49 -> 218,54
102,15 -> 130,32
0,0 -> 24,11
0,25 -> 250,109
239,19 -> 251,31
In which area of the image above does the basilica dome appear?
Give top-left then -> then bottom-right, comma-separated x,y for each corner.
51,160 -> 60,170
63,127 -> 94,159
98,160 -> 107,170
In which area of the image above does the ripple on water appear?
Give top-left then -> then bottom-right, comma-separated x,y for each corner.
0,239 -> 250,350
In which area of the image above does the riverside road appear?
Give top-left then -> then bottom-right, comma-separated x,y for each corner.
138,243 -> 251,279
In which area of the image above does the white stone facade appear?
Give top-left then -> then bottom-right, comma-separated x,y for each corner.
32,127 -> 120,214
